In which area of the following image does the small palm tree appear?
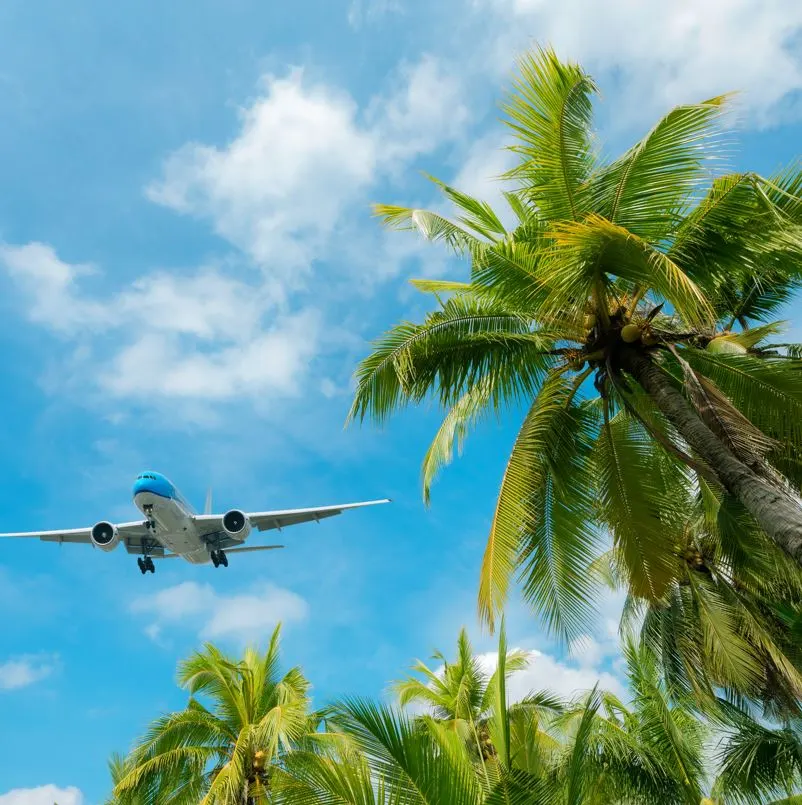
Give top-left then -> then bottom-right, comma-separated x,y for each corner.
393,625 -> 563,770
277,620 -> 562,805
393,627 -> 526,721
113,624 -> 312,804
348,46 -> 802,638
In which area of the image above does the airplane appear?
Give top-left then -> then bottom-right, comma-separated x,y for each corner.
0,471 -> 390,574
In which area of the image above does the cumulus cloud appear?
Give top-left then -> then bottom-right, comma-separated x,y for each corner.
368,55 -> 469,167
147,71 -> 377,275
0,654 -> 57,691
471,0 -> 802,126
130,580 -> 309,644
0,786 -> 84,805
474,645 -> 626,702
0,243 -> 320,401
0,55 -> 467,412
148,56 -> 465,275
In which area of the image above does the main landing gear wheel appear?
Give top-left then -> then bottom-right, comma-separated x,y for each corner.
211,549 -> 228,568
137,556 -> 155,574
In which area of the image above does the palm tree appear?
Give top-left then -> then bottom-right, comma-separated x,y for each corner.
393,624 -> 564,772
113,624 -> 313,804
275,620 -> 563,804
348,46 -> 802,638
277,625 -> 718,804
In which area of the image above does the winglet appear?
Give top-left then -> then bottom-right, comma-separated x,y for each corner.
204,487 -> 213,515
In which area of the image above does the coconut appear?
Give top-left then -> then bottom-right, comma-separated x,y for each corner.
584,313 -> 596,330
707,336 -> 747,355
621,323 -> 642,343
641,330 -> 659,346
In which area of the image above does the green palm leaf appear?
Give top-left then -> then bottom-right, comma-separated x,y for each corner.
503,47 -> 598,222
595,411 -> 686,600
478,370 -> 599,638
593,94 -> 730,242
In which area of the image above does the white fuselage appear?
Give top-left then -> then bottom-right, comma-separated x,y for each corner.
133,491 -> 211,564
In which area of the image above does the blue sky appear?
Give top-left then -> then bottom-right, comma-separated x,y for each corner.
0,0 -> 802,802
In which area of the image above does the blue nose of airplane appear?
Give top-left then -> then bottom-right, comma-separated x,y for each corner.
132,472 -> 174,499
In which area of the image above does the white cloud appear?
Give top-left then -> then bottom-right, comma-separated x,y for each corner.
369,55 -> 469,167
0,785 -> 84,805
451,133 -> 514,204
102,309 -> 319,400
471,0 -> 802,126
0,56 -> 468,414
0,655 -> 57,691
147,70 -> 377,275
148,57 -> 466,273
0,243 -> 320,401
0,243 -> 107,333
130,580 -> 309,644
476,646 -> 626,701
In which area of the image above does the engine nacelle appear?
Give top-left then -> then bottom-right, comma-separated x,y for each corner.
222,509 -> 251,540
90,521 -> 120,552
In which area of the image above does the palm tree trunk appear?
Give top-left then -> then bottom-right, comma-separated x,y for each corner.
618,346 -> 802,564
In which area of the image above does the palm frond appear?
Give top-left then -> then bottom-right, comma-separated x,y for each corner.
348,293 -> 557,425
593,94 -> 730,242
545,214 -> 715,327
478,370 -> 600,638
595,410 -> 686,600
503,46 -> 598,222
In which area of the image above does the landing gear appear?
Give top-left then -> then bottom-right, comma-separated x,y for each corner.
137,556 -> 155,574
138,537 -> 156,575
210,549 -> 228,568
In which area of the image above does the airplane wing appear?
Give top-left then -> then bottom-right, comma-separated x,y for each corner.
192,499 -> 391,536
0,521 -> 150,545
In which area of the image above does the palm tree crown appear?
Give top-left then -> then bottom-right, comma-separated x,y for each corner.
113,624 -> 312,804
348,47 -> 802,639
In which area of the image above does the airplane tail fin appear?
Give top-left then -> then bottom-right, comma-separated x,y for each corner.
204,487 -> 213,515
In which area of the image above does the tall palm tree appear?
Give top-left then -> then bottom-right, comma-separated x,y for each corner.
348,46 -> 802,638
113,624 -> 313,805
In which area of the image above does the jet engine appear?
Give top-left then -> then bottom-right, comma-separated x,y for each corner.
222,509 -> 251,540
90,521 -> 120,551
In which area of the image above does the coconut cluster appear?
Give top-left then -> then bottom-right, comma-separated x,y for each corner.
621,322 -> 658,346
